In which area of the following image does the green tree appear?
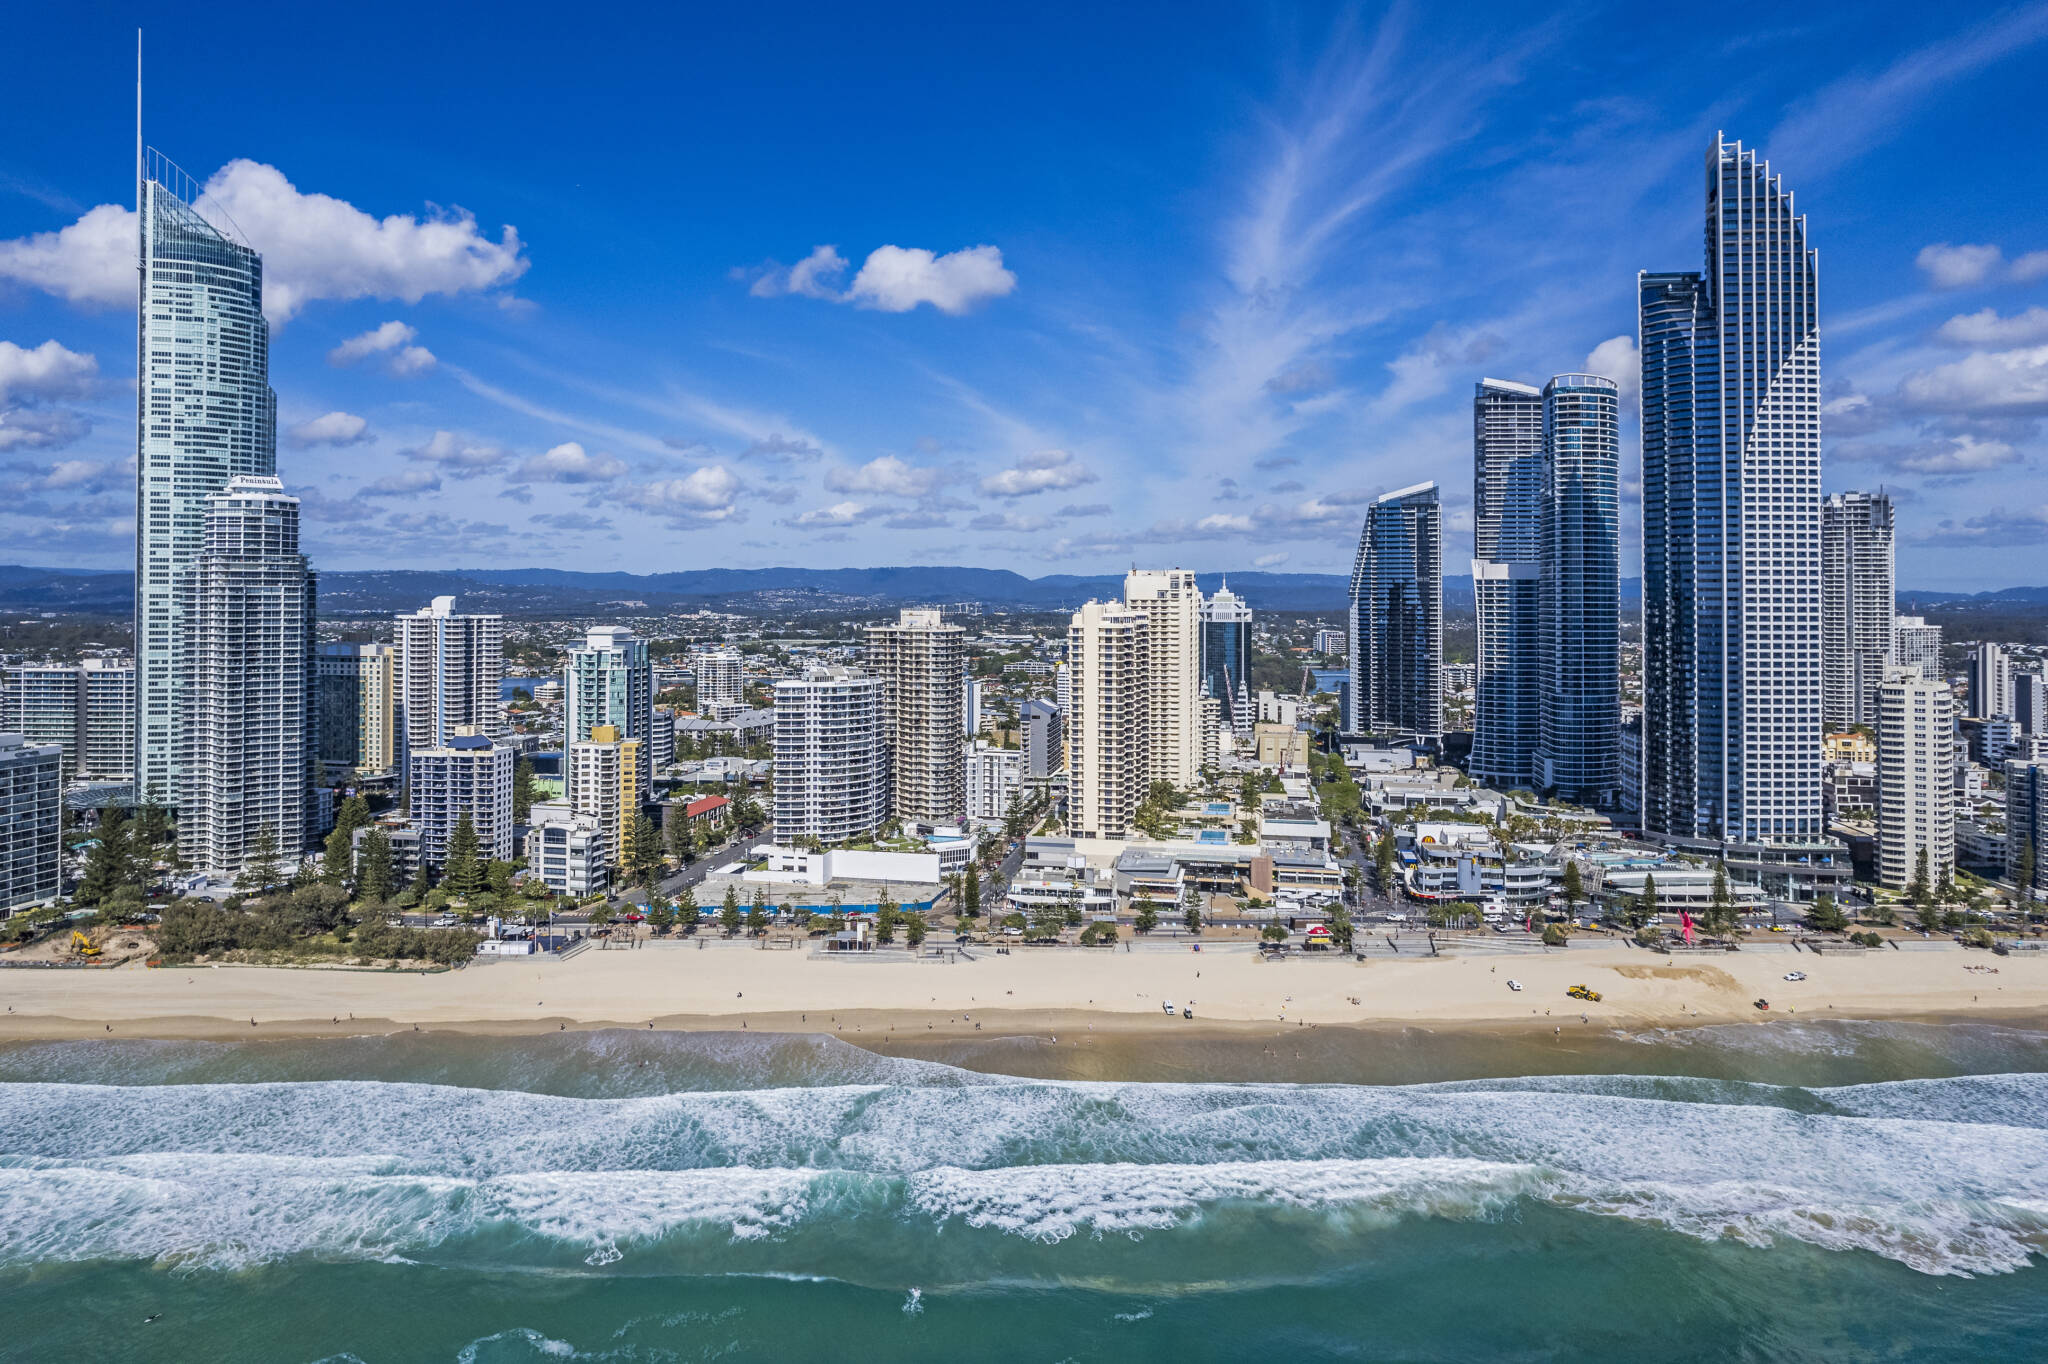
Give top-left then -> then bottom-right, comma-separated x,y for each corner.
747,897 -> 768,938
75,812 -> 136,906
2018,839 -> 2037,912
399,860 -> 431,909
630,815 -> 662,887
236,823 -> 283,894
1183,892 -> 1203,935
676,886 -> 699,931
443,812 -> 484,898
322,796 -> 372,886
1328,902 -> 1355,952
1133,894 -> 1158,934
1260,921 -> 1288,942
667,809 -> 692,863
962,861 -> 981,920
1375,828 -> 1398,895
1703,863 -> 1739,940
647,897 -> 675,936
719,885 -> 742,936
355,828 -> 395,904
904,912 -> 928,948
1907,848 -> 1931,910
132,797 -> 171,851
1640,873 -> 1659,924
875,901 -> 900,944
1559,860 -> 1585,916
1806,893 -> 1848,934
512,757 -> 538,822
589,902 -> 614,929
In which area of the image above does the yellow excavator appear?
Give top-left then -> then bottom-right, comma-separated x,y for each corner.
70,930 -> 102,958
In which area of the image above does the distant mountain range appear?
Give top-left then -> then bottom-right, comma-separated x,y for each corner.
1,563 -> 2034,618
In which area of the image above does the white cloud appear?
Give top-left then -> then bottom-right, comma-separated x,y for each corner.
328,320 -> 436,374
1897,434 -> 2019,474
0,161 -> 528,323
968,511 -> 1051,533
791,500 -> 870,527
846,245 -> 1016,314
0,339 -> 97,403
403,430 -> 507,475
512,441 -> 628,483
643,465 -> 742,522
1583,334 -> 1641,407
1916,242 -> 2004,289
0,205 -> 133,307
824,454 -> 945,498
1376,323 -> 1506,414
0,408 -> 90,452
360,468 -> 442,497
750,242 -> 1017,315
287,411 -> 372,447
750,245 -> 850,299
1899,345 -> 2048,415
1935,306 -> 2048,348
980,448 -> 1096,498
1194,513 -> 1255,534
1253,552 -> 1291,568
2017,251 -> 2048,283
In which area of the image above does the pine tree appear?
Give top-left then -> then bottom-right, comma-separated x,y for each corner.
963,862 -> 981,920
667,808 -> 690,862
132,798 -> 170,851
76,813 -> 133,906
513,757 -> 537,822
720,885 -> 742,936
1375,828 -> 1398,895
237,823 -> 283,893
1908,847 -> 1931,909
677,885 -> 698,930
356,827 -> 395,903
632,814 -> 660,887
1133,894 -> 1158,934
2019,839 -> 2038,910
443,812 -> 484,897
403,859 -> 431,907
747,899 -> 768,937
1560,860 -> 1585,913
1706,863 -> 1735,938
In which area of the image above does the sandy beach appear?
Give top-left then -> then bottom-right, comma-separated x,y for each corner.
2,938 -> 2044,1041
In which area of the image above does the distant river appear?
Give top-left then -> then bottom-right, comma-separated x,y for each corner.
501,676 -> 558,700
2,1020 -> 2046,1361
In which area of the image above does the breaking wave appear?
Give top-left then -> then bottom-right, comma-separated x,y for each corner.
2,1061 -> 2045,1279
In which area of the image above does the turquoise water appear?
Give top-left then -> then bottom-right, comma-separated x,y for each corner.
2,1023 -> 2046,1362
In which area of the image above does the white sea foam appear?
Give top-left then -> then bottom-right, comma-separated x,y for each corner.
4,1070 -> 2047,1276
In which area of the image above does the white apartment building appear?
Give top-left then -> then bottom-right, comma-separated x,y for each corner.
394,597 -> 504,758
567,725 -> 643,875
1123,570 -> 1204,786
865,609 -> 965,825
965,740 -> 1023,821
0,658 -> 133,786
1893,616 -> 1942,682
1067,600 -> 1149,841
178,477 -> 314,876
693,649 -> 745,712
1876,665 -> 1954,890
0,732 -> 62,910
409,730 -> 516,869
523,801 -> 608,898
773,666 -> 887,844
1969,643 -> 2013,721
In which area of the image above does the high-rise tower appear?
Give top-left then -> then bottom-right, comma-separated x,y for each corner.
394,597 -> 504,760
177,477 -> 315,875
1470,378 -> 1544,788
1198,580 -> 1253,734
1123,570 -> 1204,786
1822,491 -> 1896,730
135,150 -> 276,804
566,625 -> 654,789
1535,373 -> 1622,806
864,608 -> 967,826
1640,134 -> 1823,845
1348,483 -> 1442,737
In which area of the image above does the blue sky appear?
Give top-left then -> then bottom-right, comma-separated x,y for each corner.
2,2 -> 2046,590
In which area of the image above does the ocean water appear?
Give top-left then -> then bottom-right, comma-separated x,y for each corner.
2,1024 -> 2046,1362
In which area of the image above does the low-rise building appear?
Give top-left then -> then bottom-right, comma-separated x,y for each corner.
523,802 -> 608,898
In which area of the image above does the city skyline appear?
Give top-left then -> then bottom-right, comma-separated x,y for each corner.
1,8 -> 2046,590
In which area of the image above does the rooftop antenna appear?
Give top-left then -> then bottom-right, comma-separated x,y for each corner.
135,30 -> 143,208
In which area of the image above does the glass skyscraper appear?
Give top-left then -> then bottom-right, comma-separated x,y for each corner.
1470,378 -> 1544,789
1821,491 -> 1896,730
1347,482 -> 1441,737
1534,373 -> 1621,806
135,151 -> 276,805
1199,580 -> 1252,732
566,626 -> 655,790
1640,134 -> 1823,846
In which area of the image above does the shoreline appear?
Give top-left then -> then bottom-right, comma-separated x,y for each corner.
2,938 -> 2045,1045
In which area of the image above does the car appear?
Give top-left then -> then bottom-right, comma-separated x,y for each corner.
1566,984 -> 1602,1003
1783,970 -> 1807,982
1507,979 -> 1523,992
1769,924 -> 1789,933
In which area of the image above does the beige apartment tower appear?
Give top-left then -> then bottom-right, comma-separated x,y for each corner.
567,724 -> 642,877
865,608 -> 966,826
1876,665 -> 1954,891
1122,570 -> 1204,787
1067,600 -> 1150,840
